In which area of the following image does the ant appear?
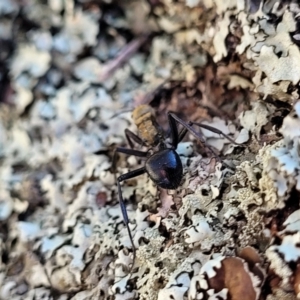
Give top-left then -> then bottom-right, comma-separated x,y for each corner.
115,104 -> 240,274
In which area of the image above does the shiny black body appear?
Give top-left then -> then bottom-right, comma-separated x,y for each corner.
145,149 -> 183,189
115,111 -> 239,274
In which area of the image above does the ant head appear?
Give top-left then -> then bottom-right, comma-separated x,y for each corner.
145,148 -> 183,189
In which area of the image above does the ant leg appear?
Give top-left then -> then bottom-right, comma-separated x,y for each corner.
117,167 -> 146,274
94,129 -> 144,156
116,147 -> 148,157
113,146 -> 147,180
178,128 -> 188,143
168,113 -> 225,161
191,122 -> 240,145
112,147 -> 147,180
168,112 -> 180,148
169,115 -> 200,146
125,129 -> 144,149
177,121 -> 196,144
113,143 -> 147,171
93,148 -> 110,155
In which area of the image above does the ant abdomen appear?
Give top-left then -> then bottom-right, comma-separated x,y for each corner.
132,104 -> 162,147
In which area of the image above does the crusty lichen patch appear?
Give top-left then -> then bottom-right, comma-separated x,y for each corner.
2,0 -> 300,299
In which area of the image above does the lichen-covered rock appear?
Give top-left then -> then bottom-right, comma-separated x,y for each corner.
3,0 -> 300,299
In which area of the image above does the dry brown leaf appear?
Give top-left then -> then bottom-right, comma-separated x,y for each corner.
208,257 -> 258,300
293,264 -> 300,297
239,246 -> 261,266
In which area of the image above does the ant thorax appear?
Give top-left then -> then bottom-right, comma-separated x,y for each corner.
145,133 -> 174,153
161,136 -> 174,150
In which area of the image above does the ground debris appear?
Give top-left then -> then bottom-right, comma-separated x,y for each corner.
1,1 -> 300,299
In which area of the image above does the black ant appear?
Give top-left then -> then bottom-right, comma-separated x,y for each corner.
115,104 -> 240,274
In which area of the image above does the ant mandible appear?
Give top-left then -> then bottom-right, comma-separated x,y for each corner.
115,104 -> 239,274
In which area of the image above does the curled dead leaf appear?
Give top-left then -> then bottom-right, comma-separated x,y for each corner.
293,264 -> 300,297
208,257 -> 261,300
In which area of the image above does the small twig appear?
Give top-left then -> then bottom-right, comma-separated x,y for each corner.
98,35 -> 149,82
